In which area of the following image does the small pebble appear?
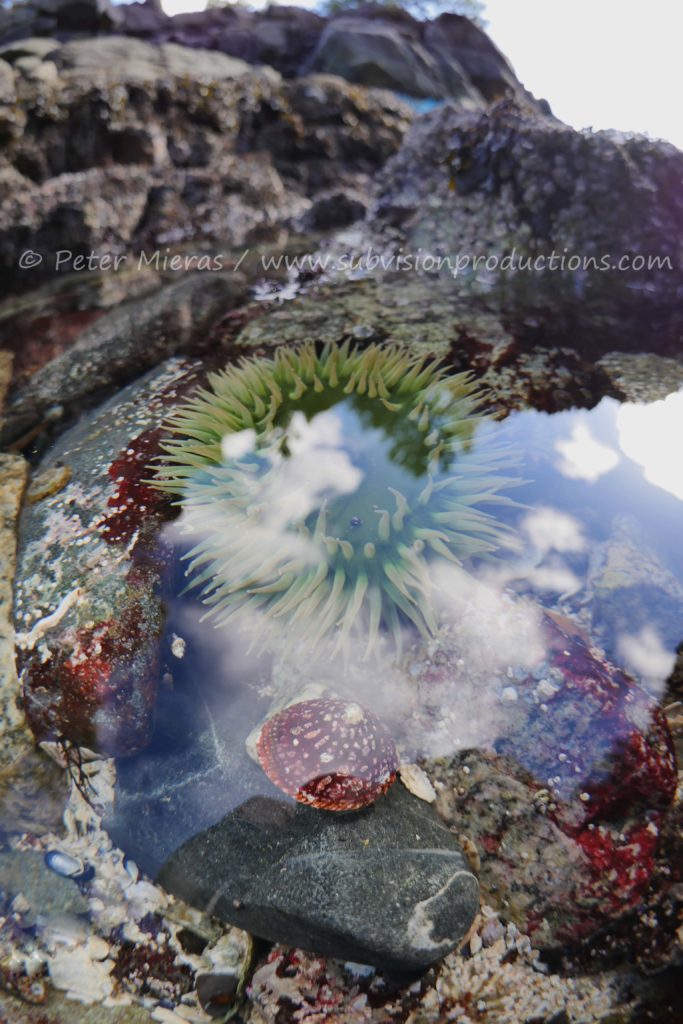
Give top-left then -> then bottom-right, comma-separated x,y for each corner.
480,918 -> 505,947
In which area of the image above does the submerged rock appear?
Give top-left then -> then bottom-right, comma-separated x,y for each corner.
578,514 -> 683,659
106,625 -> 477,971
158,784 -> 479,973
14,358 -> 202,756
0,850 -> 89,918
427,614 -> 677,951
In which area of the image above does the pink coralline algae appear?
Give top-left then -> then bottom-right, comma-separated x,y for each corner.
256,698 -> 399,812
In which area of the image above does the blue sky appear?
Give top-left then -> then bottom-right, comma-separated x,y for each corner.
155,0 -> 683,151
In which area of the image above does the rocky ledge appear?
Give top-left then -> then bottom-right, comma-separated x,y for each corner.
0,0 -> 537,107
0,33 -> 411,292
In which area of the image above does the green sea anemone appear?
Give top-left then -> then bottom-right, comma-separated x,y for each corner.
154,342 -> 519,658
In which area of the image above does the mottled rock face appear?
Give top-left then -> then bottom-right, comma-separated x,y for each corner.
158,785 -> 479,973
366,99 -> 683,357
0,47 -> 411,292
427,614 -> 677,950
13,359 -> 202,756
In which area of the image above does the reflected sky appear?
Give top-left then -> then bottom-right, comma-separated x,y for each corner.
109,385 -> 683,868
170,385 -> 683,687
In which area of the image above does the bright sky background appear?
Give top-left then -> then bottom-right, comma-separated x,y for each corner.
157,0 -> 683,151
482,0 -> 683,150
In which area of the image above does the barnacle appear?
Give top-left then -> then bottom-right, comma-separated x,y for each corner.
154,342 -> 519,658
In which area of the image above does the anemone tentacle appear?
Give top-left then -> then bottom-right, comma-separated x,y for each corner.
153,343 -> 520,658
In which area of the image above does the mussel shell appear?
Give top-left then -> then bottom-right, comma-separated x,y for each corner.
44,850 -> 94,884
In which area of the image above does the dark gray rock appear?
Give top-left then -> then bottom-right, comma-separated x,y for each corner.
302,8 -> 529,108
118,0 -> 170,41
2,272 -> 246,444
36,0 -> 122,33
304,17 -> 451,100
0,0 -> 121,44
0,5 -> 55,47
245,6 -> 324,79
158,785 -> 479,972
423,13 -> 522,101
365,98 -> 683,356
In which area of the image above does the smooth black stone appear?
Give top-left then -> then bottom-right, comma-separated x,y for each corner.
157,784 -> 479,973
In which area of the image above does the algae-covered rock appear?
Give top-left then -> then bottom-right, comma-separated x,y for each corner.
235,274 -> 621,415
1,272 -> 245,445
363,99 -> 683,355
0,453 -> 31,775
427,614 -> 677,951
14,358 -> 202,757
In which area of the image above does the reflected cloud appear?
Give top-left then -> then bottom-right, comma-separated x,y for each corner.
617,390 -> 683,502
521,506 -> 586,555
520,562 -> 582,596
432,561 -> 546,673
222,413 -> 363,530
555,422 -> 620,482
617,626 -> 677,690
480,506 -> 584,598
221,428 -> 256,461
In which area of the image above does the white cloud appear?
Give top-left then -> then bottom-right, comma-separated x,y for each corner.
617,626 -> 676,689
520,506 -> 586,554
555,422 -> 620,482
484,0 -> 683,150
617,390 -> 683,502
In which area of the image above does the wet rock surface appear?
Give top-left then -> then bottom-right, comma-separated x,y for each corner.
0,453 -> 31,774
235,274 -> 624,415
158,785 -> 479,973
426,614 -> 677,952
1,272 -> 246,445
361,98 -> 683,356
0,849 -> 89,917
13,358 -> 200,756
